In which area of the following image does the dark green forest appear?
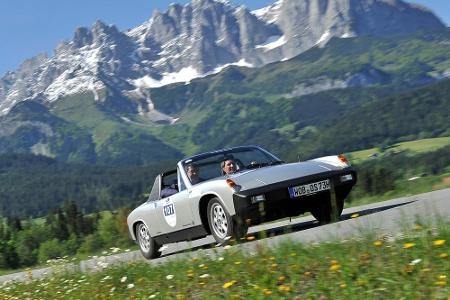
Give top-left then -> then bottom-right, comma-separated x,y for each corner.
0,201 -> 132,269
291,78 -> 450,160
0,153 -> 176,218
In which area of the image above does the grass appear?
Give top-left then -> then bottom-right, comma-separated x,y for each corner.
51,91 -> 121,148
1,221 -> 448,299
346,137 -> 450,163
0,245 -> 139,277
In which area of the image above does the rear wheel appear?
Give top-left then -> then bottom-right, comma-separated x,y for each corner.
207,198 -> 248,245
136,222 -> 161,259
311,198 -> 343,224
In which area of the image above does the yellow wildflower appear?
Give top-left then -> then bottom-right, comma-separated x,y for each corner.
433,240 -> 446,247
434,281 -> 447,286
278,275 -> 286,281
438,275 -> 447,280
234,261 -> 241,265
263,288 -> 272,296
330,260 -> 339,265
351,213 -> 359,218
304,271 -> 312,276
373,240 -> 382,246
339,283 -> 347,289
271,263 -> 278,268
278,285 -> 291,292
403,242 -> 416,249
223,280 -> 237,289
439,253 -> 448,258
330,264 -> 341,271
414,224 -> 422,231
246,236 -> 256,241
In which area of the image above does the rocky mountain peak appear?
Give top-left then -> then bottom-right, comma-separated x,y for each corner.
0,0 -> 447,117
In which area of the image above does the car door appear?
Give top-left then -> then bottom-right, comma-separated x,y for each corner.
154,168 -> 194,234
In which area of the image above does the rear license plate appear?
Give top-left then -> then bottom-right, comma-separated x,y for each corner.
288,179 -> 330,198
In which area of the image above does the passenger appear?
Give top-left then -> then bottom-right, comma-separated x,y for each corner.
221,158 -> 236,175
185,163 -> 204,185
160,182 -> 178,198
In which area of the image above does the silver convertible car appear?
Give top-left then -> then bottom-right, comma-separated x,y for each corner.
127,145 -> 357,259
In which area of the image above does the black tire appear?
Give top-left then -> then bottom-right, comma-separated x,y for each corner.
311,198 -> 344,224
207,198 -> 248,245
135,222 -> 161,259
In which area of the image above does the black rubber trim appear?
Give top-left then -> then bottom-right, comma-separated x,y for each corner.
153,225 -> 207,244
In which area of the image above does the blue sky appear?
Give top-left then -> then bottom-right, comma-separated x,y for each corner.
0,0 -> 448,76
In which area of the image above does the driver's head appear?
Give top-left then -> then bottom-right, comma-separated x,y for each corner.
186,163 -> 199,180
221,159 -> 236,175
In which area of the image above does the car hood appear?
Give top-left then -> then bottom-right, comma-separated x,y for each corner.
229,161 -> 343,191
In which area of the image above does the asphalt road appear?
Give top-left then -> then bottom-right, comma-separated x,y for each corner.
1,188 -> 449,285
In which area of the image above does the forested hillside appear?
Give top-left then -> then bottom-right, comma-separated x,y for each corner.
0,153 -> 176,218
292,78 -> 450,160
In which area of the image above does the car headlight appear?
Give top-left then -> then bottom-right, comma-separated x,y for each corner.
251,194 -> 266,204
340,174 -> 353,182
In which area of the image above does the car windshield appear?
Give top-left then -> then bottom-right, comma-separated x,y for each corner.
182,146 -> 282,183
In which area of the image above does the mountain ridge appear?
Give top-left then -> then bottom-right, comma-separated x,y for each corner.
0,0 -> 445,117
0,0 -> 449,164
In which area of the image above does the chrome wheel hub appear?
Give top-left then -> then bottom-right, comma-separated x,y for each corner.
138,224 -> 151,252
211,203 -> 228,239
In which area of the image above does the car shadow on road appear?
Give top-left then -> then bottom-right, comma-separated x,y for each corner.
161,200 -> 416,257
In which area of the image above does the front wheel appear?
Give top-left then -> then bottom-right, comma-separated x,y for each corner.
136,222 -> 161,259
207,198 -> 248,245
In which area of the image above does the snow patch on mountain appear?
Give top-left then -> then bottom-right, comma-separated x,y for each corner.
132,58 -> 254,91
131,66 -> 201,89
45,73 -> 104,102
212,59 -> 254,73
252,0 -> 283,23
256,35 -> 286,51
316,31 -> 331,46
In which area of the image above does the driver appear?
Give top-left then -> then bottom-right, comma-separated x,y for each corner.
221,158 -> 236,175
185,163 -> 204,185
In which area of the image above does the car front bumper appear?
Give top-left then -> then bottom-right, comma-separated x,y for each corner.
232,167 -> 357,225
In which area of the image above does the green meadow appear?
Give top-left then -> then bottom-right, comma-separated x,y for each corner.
347,137 -> 450,163
1,221 -> 448,299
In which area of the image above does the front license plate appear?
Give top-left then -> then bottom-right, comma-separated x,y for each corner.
288,179 -> 330,198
